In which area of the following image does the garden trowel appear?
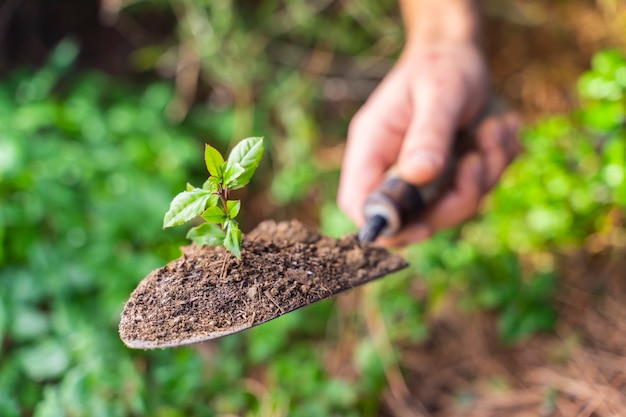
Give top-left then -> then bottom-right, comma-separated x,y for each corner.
119,221 -> 408,349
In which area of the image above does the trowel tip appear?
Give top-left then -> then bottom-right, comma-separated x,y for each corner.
358,214 -> 387,244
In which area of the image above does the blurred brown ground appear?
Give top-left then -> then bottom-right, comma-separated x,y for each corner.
483,1 -> 626,119
369,246 -> 626,417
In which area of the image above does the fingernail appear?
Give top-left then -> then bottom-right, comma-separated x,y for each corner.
410,151 -> 443,171
402,151 -> 443,183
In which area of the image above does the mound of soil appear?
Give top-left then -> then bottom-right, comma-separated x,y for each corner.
119,220 -> 407,349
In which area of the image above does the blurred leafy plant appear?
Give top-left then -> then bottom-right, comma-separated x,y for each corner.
0,39 -> 229,417
163,137 -> 264,258
482,49 -> 626,253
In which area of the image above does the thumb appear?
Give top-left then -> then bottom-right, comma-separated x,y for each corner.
397,114 -> 456,185
396,70 -> 465,185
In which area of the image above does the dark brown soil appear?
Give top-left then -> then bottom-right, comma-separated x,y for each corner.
119,220 -> 407,349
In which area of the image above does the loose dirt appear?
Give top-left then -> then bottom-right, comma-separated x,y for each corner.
119,220 -> 407,349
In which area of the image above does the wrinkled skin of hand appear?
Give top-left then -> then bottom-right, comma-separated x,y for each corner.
338,40 -> 521,247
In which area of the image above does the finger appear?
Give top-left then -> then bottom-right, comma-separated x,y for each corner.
477,113 -> 520,190
397,74 -> 466,186
338,85 -> 409,225
504,113 -> 523,157
417,152 -> 485,231
377,222 -> 432,248
476,117 -> 508,190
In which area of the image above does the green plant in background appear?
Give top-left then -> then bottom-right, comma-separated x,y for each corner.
0,39 -> 232,417
163,137 -> 264,258
482,49 -> 626,253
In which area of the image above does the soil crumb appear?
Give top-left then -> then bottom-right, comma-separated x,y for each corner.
119,220 -> 407,349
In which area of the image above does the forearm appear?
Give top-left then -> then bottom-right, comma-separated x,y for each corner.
399,0 -> 481,44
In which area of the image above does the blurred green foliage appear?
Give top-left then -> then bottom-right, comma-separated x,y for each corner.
0,40 -> 203,416
0,38 -> 389,416
2,1 -> 626,414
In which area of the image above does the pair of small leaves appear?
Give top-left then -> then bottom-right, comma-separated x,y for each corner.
164,187 -> 242,257
205,137 -> 263,190
206,155 -> 245,189
186,219 -> 242,258
202,200 -> 240,224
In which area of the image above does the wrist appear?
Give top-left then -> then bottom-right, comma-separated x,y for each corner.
400,0 -> 481,45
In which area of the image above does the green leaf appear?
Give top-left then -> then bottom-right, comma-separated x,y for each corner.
207,193 -> 220,207
11,306 -> 49,341
202,177 -> 220,193
186,223 -> 226,246
202,206 -> 227,224
33,386 -> 64,417
163,189 -> 213,228
222,161 -> 245,189
19,338 -> 69,380
224,220 -> 242,258
186,182 -> 195,192
227,137 -> 264,189
205,144 -> 225,177
592,49 -> 626,76
227,200 -> 241,218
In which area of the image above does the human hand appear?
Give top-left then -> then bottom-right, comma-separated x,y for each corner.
338,40 -> 521,247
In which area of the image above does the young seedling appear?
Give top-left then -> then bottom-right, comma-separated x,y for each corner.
163,137 -> 264,258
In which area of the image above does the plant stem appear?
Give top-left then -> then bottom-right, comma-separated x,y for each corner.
218,186 -> 230,221
219,194 -> 228,216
